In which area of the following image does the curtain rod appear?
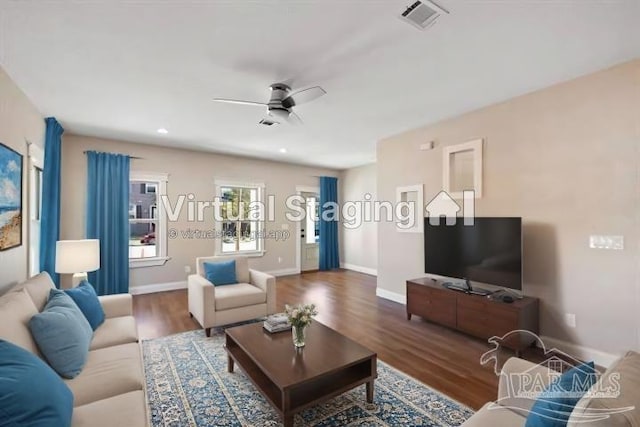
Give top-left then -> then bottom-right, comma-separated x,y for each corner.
83,150 -> 143,160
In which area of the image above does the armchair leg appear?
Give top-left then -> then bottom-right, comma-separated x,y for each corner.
205,328 -> 212,337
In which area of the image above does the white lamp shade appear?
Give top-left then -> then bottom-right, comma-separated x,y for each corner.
55,239 -> 100,274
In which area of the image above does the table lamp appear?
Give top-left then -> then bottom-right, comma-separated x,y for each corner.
55,239 -> 100,287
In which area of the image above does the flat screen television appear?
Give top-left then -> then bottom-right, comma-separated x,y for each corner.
424,217 -> 522,290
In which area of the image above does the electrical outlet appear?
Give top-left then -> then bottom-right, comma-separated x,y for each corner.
565,313 -> 576,328
184,265 -> 191,274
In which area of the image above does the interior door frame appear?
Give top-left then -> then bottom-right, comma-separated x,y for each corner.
295,185 -> 320,274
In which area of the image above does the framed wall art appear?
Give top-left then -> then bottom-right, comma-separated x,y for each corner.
0,142 -> 23,251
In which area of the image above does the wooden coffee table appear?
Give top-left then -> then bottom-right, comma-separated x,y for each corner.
225,321 -> 377,427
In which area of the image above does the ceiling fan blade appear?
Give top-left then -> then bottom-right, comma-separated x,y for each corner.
281,86 -> 326,108
212,98 -> 267,107
286,111 -> 304,125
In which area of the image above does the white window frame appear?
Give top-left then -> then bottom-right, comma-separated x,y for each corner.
129,172 -> 170,268
214,179 -> 266,257
28,143 -> 44,277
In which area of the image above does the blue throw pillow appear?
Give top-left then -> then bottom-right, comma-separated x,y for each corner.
64,280 -> 105,330
525,361 -> 597,427
204,260 -> 237,286
0,339 -> 73,427
29,289 -> 94,379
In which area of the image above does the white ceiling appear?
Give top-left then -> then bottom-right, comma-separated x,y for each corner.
1,1 -> 639,169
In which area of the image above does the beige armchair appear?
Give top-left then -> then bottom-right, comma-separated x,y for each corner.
188,255 -> 277,336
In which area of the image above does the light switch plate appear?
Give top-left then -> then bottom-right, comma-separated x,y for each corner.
589,235 -> 624,250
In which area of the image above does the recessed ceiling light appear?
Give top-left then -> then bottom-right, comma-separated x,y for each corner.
279,148 -> 287,154
157,128 -> 168,134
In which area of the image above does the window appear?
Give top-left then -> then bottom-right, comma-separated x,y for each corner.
28,143 -> 44,277
129,172 -> 169,268
305,196 -> 319,244
34,167 -> 43,221
144,183 -> 157,194
215,180 -> 265,255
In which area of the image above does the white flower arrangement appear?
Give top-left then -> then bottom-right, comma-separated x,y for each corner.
284,303 -> 318,328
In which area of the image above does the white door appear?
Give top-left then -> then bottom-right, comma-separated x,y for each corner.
300,192 -> 319,271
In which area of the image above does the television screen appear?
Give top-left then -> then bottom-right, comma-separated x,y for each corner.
424,217 -> 522,290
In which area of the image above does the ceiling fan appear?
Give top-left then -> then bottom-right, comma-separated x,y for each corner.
212,83 -> 326,126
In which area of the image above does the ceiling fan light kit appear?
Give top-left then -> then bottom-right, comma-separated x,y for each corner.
212,83 -> 326,126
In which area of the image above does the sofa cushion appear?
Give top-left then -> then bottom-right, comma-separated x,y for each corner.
65,280 -> 105,330
526,361 -> 597,427
214,283 -> 266,311
29,289 -> 94,379
72,390 -> 147,427
15,271 -> 56,311
461,402 -> 525,426
0,339 -> 74,427
65,342 -> 144,406
0,288 -> 41,355
90,316 -> 138,350
568,351 -> 640,427
204,260 -> 237,286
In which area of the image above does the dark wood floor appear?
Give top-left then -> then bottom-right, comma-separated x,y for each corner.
133,269 -> 523,410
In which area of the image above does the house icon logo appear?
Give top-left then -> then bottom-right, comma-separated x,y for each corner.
479,330 -> 634,423
425,190 -> 475,226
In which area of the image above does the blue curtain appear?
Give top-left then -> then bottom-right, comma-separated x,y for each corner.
319,176 -> 340,270
86,152 -> 130,295
39,117 -> 64,287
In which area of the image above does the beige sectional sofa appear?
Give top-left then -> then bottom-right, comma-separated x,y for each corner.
0,272 -> 148,427
463,353 -> 640,426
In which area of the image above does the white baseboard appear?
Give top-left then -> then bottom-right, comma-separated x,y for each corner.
376,287 -> 406,305
129,281 -> 187,295
538,335 -> 619,368
129,269 -> 300,295
265,268 -> 300,277
341,263 -> 378,276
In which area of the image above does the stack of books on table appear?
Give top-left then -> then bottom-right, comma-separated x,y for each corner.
263,313 -> 291,333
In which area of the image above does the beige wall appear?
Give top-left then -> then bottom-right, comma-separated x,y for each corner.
340,163 -> 378,273
60,134 -> 338,290
0,67 -> 44,291
377,59 -> 640,356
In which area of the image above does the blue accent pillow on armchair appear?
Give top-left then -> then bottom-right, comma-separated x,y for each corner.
29,289 -> 94,379
0,339 -> 74,427
64,280 -> 105,330
204,260 -> 237,286
525,361 -> 597,427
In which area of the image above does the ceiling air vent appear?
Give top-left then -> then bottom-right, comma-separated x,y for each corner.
400,1 -> 449,31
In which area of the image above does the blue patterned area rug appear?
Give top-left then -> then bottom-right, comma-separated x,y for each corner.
142,328 -> 474,426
